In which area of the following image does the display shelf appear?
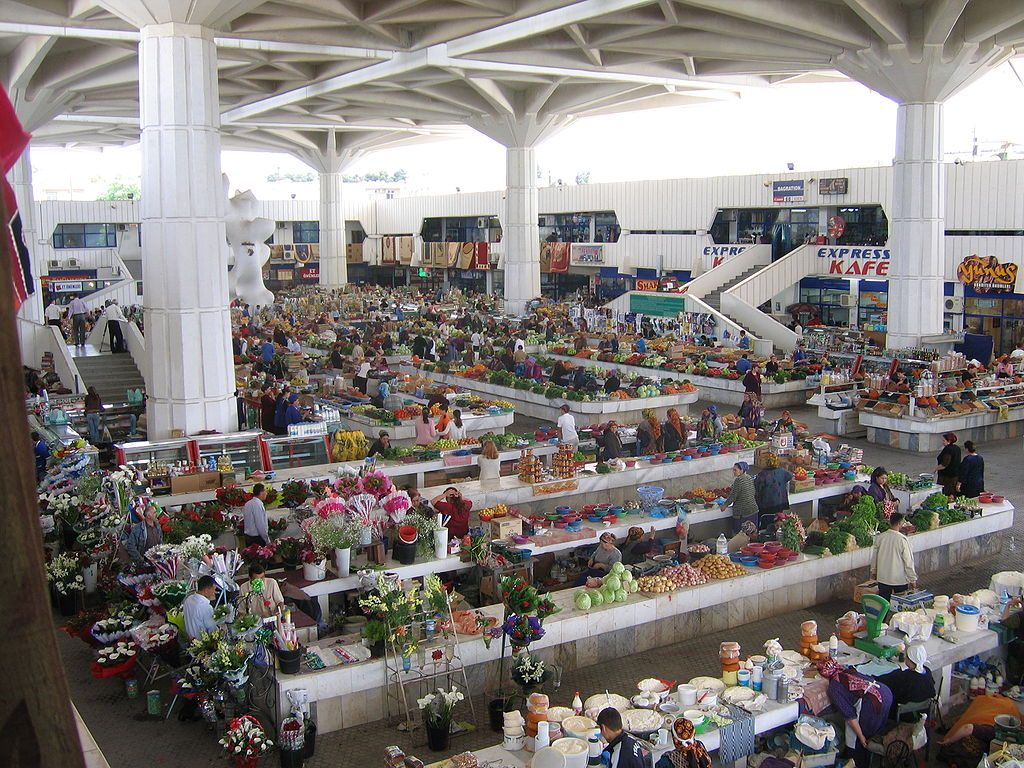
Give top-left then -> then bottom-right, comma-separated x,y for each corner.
193,432 -> 264,473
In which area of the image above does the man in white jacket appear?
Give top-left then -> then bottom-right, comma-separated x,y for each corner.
871,513 -> 917,601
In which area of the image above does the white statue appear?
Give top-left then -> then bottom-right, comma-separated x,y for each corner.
224,176 -> 275,306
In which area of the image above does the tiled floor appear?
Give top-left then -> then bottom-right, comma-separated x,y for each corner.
63,401 -> 1024,767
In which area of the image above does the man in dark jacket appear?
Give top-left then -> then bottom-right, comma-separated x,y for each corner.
598,708 -> 650,768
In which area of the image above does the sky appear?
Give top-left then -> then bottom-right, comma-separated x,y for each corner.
27,61 -> 1024,201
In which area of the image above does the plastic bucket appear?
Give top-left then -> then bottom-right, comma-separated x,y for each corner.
276,647 -> 302,674
955,604 -> 980,633
392,540 -> 417,565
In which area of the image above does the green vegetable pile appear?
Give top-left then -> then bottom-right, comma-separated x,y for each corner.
780,518 -> 802,553
922,492 -> 950,510
909,509 -> 938,531
823,526 -> 855,554
831,496 -> 882,548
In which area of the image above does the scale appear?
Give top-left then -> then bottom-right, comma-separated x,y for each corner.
853,594 -> 903,659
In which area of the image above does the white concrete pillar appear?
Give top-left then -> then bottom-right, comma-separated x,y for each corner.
319,170 -> 347,288
887,102 -> 945,348
11,148 -> 43,324
503,146 -> 541,315
138,23 -> 235,437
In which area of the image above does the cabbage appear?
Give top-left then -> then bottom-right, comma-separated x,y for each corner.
574,592 -> 592,611
611,562 -> 625,575
628,581 -> 639,593
603,576 -> 622,592
620,570 -> 632,583
589,589 -> 605,607
614,589 -> 628,603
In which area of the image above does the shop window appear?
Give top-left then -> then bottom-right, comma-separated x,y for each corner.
965,298 -> 1001,317
421,216 -> 497,242
292,221 -> 319,243
834,206 -> 888,246
52,223 -> 117,249
539,211 -> 618,243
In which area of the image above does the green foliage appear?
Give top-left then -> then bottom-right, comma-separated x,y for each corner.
823,527 -> 853,554
266,170 -> 315,183
923,492 -> 950,510
780,518 -> 802,553
96,178 -> 141,200
909,509 -> 937,531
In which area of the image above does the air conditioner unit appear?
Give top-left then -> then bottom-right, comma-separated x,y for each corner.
838,294 -> 854,307
944,296 -> 964,313
67,258 -> 80,267
276,221 -> 286,229
476,217 -> 489,229
118,224 -> 127,231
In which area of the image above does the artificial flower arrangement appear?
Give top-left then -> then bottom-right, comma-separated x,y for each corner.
358,469 -> 394,500
46,552 -> 85,595
220,715 -> 273,762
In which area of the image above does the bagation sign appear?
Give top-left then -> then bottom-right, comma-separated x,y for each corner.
815,246 -> 890,277
772,180 -> 805,203
956,255 -> 1018,293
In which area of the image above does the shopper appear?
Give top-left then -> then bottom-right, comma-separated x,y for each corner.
754,454 -> 793,516
817,657 -> 893,768
123,501 -> 163,566
354,359 -> 371,394
557,403 -> 579,447
104,301 -> 126,352
867,467 -> 899,518
44,300 -> 64,330
958,440 -> 985,497
720,461 -> 759,534
737,392 -> 761,429
597,707 -> 650,768
67,293 -> 89,347
242,483 -> 270,546
662,408 -> 685,451
654,717 -> 712,768
438,409 -> 467,441
183,575 -> 219,641
238,563 -> 285,619
601,420 -> 624,461
870,512 -> 916,601
742,363 -> 762,398
477,439 -> 502,488
636,408 -> 663,454
936,432 -> 961,495
283,394 -> 303,427
874,643 -> 935,720
260,336 -> 276,365
431,487 -> 473,540
84,386 -> 103,444
31,431 -> 49,480
415,409 -> 437,446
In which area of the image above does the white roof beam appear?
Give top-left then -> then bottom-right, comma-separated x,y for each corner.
924,0 -> 970,45
6,34 -> 56,90
962,0 -> 1024,43
842,0 -> 908,45
566,24 -> 603,67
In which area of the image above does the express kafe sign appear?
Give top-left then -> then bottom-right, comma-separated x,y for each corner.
703,244 -> 752,270
815,246 -> 891,277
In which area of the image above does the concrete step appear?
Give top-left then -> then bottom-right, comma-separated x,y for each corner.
75,353 -> 145,404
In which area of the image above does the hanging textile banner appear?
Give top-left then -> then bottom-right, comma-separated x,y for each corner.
381,236 -> 396,264
475,242 -> 490,270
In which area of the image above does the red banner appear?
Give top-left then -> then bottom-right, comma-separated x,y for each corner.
475,242 -> 489,270
635,279 -> 659,292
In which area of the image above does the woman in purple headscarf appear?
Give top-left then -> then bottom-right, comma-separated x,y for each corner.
817,657 -> 893,768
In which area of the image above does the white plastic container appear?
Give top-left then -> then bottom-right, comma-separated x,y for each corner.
955,604 -> 981,633
551,738 -> 589,768
677,684 -> 697,706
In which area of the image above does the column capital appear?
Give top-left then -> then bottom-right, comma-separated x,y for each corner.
139,22 -> 214,41
97,0 -> 251,31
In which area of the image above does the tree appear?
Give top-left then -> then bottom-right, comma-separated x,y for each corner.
575,171 -> 591,185
266,170 -> 314,183
96,178 -> 141,200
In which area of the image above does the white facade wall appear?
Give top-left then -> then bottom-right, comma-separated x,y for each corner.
30,160 -> 1024,283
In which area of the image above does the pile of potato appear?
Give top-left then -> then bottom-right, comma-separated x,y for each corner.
636,564 -> 707,592
694,555 -> 747,580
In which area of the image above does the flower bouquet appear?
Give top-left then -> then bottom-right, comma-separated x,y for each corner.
280,479 -> 311,508
381,490 -> 412,525
216,486 -> 252,508
91,615 -> 135,644
209,638 -> 251,687
347,493 -> 384,541
418,687 -> 465,751
187,630 -> 223,665
333,473 -> 361,499
233,613 -> 262,642
151,579 -> 189,610
134,622 -> 180,664
240,542 -> 278,566
220,715 -> 273,767
91,640 -> 138,679
503,613 -> 545,652
358,469 -> 394,500
179,533 -> 214,566
145,543 -> 181,580
510,653 -> 552,691
312,494 -> 347,520
46,552 -> 85,596
62,608 -> 107,644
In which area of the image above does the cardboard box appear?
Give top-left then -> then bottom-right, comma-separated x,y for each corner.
791,478 -> 816,493
490,517 -> 523,540
853,580 -> 879,603
797,750 -> 838,768
170,471 -> 222,495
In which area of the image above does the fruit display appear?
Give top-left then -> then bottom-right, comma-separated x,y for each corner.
636,564 -> 707,593
427,438 -> 460,451
478,504 -> 510,521
694,555 -> 747,580
517,449 -> 543,483
553,443 -> 578,479
330,430 -> 369,461
574,563 -> 637,610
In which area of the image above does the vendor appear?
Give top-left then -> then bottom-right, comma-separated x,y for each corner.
367,430 -> 391,457
792,344 -> 808,364
551,360 -> 572,386
754,454 -> 793,517
654,717 -> 712,768
432,487 -> 473,540
182,575 -> 219,641
636,408 -> 663,454
585,532 -> 622,576
283,394 -> 304,427
477,439 -> 502,488
738,393 -> 761,429
817,657 -> 893,768
938,690 -> 1021,765
621,526 -> 657,565
695,406 -> 723,443
604,369 -> 622,395
776,409 -> 797,434
884,370 -> 908,393
601,420 -> 625,461
719,461 -> 758,534
122,501 -> 163,566
415,409 -> 437,446
662,408 -> 686,452
874,643 -> 935,721
866,467 -> 898,517
834,485 -> 868,518
764,354 -> 780,376
238,563 -> 285,619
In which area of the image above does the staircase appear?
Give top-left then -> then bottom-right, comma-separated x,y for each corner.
73,353 -> 146,404
701,266 -> 764,312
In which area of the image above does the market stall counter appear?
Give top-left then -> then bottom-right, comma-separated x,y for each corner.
274,501 -> 1013,734
332,409 -> 515,446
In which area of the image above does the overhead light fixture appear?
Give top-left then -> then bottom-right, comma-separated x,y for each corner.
786,162 -> 795,171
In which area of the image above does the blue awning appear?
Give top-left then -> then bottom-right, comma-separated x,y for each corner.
800,277 -> 849,290
859,280 -> 887,292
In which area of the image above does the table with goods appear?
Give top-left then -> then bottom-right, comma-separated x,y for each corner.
542,342 -> 819,407
406,361 -> 700,424
270,484 -> 1013,734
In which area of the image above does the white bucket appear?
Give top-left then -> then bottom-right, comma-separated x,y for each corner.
551,738 -> 589,768
955,604 -> 980,633
677,684 -> 697,706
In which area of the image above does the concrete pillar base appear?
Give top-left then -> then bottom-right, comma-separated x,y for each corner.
503,146 -> 541,315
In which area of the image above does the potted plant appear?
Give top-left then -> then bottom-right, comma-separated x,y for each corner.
418,687 -> 465,751
362,619 -> 388,657
275,537 -> 302,570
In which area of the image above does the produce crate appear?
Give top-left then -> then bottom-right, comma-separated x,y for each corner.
490,518 -> 523,540
791,478 -> 816,493
853,580 -> 879,602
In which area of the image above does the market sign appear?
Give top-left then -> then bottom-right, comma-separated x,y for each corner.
819,177 -> 849,195
300,266 -> 319,280
772,179 -> 805,203
635,278 -> 659,292
629,292 -> 685,317
50,280 -> 83,293
956,254 -> 1018,293
702,244 -> 752,270
815,246 -> 890,277
570,243 -> 605,265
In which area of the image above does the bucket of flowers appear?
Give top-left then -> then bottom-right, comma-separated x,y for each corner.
358,469 -> 394,500
418,687 -> 465,751
510,653 -> 553,696
46,552 -> 85,616
220,714 -> 273,768
274,537 -> 302,569
91,640 -> 139,679
91,615 -> 135,645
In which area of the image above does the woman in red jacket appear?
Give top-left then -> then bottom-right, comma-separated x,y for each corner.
431,487 -> 473,540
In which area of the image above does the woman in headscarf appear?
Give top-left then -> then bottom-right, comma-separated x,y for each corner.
719,461 -> 759,534
662,408 -> 686,451
654,718 -> 712,768
817,657 -> 893,768
874,643 -> 935,720
636,408 -> 663,454
708,405 -> 724,439
695,409 -> 715,442
936,432 -> 961,495
621,526 -> 657,565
